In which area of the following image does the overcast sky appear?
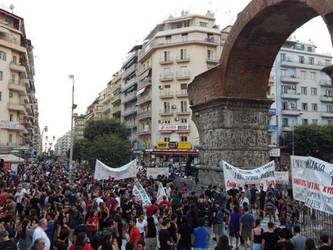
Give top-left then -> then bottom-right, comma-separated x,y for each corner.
1,0 -> 332,143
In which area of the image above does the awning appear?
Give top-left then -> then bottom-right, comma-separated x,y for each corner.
0,154 -> 24,163
136,87 -> 146,96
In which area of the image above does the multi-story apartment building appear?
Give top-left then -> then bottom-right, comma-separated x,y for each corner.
0,8 -> 40,157
85,96 -> 103,122
74,114 -> 86,141
136,12 -> 223,162
268,39 -> 332,148
121,45 -> 141,144
110,71 -> 122,121
54,131 -> 71,156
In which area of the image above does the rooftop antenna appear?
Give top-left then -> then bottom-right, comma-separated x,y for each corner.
9,4 -> 14,14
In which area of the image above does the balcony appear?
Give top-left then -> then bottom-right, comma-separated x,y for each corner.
176,70 -> 191,81
7,102 -> 27,114
9,62 -> 27,73
0,39 -> 27,54
160,73 -> 174,82
122,63 -> 137,80
280,58 -> 327,70
176,109 -> 191,116
8,80 -> 27,95
20,78 -> 30,85
176,89 -> 188,98
177,123 -> 191,132
137,127 -> 151,136
137,110 -> 152,120
123,91 -> 137,103
320,79 -> 333,87
160,90 -> 173,99
122,106 -> 137,117
137,92 -> 152,105
176,55 -> 190,63
280,75 -> 300,83
321,111 -> 333,118
207,57 -> 219,65
122,78 -> 137,92
281,109 -> 302,116
138,77 -> 152,89
159,57 -> 174,65
159,110 -> 173,116
320,95 -> 333,102
281,92 -> 300,100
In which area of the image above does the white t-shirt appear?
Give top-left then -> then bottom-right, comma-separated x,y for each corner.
239,197 -> 250,208
15,188 -> 27,203
32,226 -> 51,250
136,219 -> 147,234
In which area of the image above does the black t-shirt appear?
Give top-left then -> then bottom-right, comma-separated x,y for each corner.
168,222 -> 178,243
276,240 -> 294,250
159,229 -> 172,250
146,217 -> 156,238
74,224 -> 88,235
178,224 -> 192,247
274,227 -> 292,240
0,240 -> 17,250
263,231 -> 278,250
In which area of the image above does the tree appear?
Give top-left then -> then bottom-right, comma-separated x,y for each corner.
73,119 -> 132,168
287,124 -> 333,161
86,134 -> 132,168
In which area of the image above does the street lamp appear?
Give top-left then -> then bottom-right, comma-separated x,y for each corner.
68,74 -> 77,173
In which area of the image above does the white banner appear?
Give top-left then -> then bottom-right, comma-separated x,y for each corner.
146,167 -> 169,179
223,161 -> 275,191
132,182 -> 151,206
94,159 -> 138,180
275,171 -> 289,185
157,182 -> 167,203
291,156 -> 333,215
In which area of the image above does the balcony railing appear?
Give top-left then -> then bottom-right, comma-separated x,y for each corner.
281,109 -> 302,116
281,58 -> 330,68
137,127 -> 151,135
176,109 -> 191,116
320,111 -> 333,118
207,57 -> 219,64
160,90 -> 173,99
159,110 -> 173,116
320,95 -> 333,102
176,55 -> 190,63
176,89 -> 188,98
137,92 -> 152,105
137,109 -> 152,120
280,75 -> 300,83
159,57 -> 174,65
176,70 -> 191,80
281,92 -> 300,99
123,91 -> 137,103
122,106 -> 137,117
138,77 -> 152,89
320,79 -> 332,87
159,73 -> 174,82
122,63 -> 137,79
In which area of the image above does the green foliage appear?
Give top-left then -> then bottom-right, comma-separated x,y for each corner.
291,124 -> 333,160
84,118 -> 129,141
74,119 -> 132,168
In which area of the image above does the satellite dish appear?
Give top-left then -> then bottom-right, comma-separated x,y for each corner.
9,4 -> 15,13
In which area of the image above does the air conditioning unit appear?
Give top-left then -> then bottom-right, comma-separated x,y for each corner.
174,118 -> 179,121
159,85 -> 163,90
171,105 -> 177,109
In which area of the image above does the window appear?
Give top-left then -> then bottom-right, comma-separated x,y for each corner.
325,89 -> 333,97
9,134 -> 13,143
181,118 -> 187,123
164,137 -> 170,142
302,119 -> 308,125
282,84 -> 296,94
302,103 -> 308,111
207,49 -> 214,60
181,33 -> 188,42
301,87 -> 307,95
281,53 -> 286,62
207,33 -> 214,42
328,104 -> 333,112
180,83 -> 187,89
180,49 -> 187,60
9,92 -> 13,98
299,56 -> 305,63
282,118 -> 288,127
165,36 -> 171,44
180,101 -> 187,112
311,88 -> 317,96
200,22 -> 208,27
310,72 -> 316,80
164,85 -> 171,89
163,120 -> 170,124
163,102 -> 170,113
312,119 -> 318,125
281,69 -> 286,77
0,71 -> 3,81
309,57 -> 314,65
0,51 -> 6,61
9,114 -> 13,122
307,47 -> 313,52
300,71 -> 306,79
312,103 -> 318,111
328,119 -> 333,126
12,56 -> 17,64
180,136 -> 188,142
163,51 -> 170,61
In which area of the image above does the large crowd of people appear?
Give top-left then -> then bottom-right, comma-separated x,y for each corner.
0,161 -> 332,250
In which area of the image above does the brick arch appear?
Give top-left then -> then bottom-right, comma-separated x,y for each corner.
189,0 -> 333,105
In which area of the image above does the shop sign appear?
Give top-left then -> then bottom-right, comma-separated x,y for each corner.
178,141 -> 192,149
168,142 -> 178,149
156,142 -> 168,149
159,124 -> 178,131
269,148 -> 280,157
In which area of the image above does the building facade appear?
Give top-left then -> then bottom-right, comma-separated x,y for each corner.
54,131 -> 71,156
0,8 -> 40,157
136,12 -> 223,162
268,39 -> 333,148
74,114 -> 86,141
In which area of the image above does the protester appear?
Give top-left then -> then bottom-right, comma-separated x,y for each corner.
305,238 -> 317,250
0,230 -> 17,250
251,219 -> 263,250
215,235 -> 232,250
319,233 -> 333,250
32,219 -> 51,250
192,218 -> 209,250
290,225 -> 306,250
240,206 -> 254,250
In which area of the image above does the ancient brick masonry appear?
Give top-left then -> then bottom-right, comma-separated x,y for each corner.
188,0 -> 333,187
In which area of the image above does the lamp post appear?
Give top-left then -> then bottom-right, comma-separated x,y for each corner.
68,75 -> 76,173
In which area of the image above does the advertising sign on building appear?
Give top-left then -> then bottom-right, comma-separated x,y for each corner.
269,148 -> 280,157
0,120 -> 20,130
291,156 -> 333,215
